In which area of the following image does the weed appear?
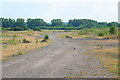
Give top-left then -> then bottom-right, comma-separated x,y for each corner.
8,38 -> 20,45
13,34 -> 17,37
93,73 -> 98,76
12,54 -> 15,57
36,38 -> 38,43
19,52 -> 22,55
19,39 -> 21,42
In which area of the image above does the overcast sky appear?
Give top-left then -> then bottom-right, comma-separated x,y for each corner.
1,0 -> 119,23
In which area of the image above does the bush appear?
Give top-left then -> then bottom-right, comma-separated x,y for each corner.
13,34 -> 17,37
22,38 -> 27,42
44,35 -> 49,40
98,33 -> 104,36
19,52 -> 22,55
12,54 -> 15,57
109,26 -> 117,34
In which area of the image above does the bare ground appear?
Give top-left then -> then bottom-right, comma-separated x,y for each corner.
2,32 -> 116,78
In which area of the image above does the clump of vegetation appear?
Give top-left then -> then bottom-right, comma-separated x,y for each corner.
109,26 -> 117,34
98,33 -> 104,37
18,52 -> 22,55
19,39 -> 21,42
93,73 -> 98,76
8,38 -> 20,45
33,27 -> 41,31
22,38 -> 30,43
22,38 -> 27,42
2,34 -> 11,37
36,38 -> 38,43
12,34 -> 17,37
64,30 -> 71,32
44,35 -> 49,40
12,54 -> 15,57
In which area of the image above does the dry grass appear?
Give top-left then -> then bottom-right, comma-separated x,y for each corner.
94,47 -> 118,74
57,30 -> 119,40
85,40 -> 118,75
1,31 -> 53,61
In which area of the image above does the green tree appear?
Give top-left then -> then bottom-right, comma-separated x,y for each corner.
27,18 -> 46,29
16,18 -> 26,28
2,18 -> 10,28
51,19 -> 64,26
109,26 -> 117,34
107,22 -> 119,27
9,18 -> 16,27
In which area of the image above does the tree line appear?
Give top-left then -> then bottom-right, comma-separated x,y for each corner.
1,18 -> 119,31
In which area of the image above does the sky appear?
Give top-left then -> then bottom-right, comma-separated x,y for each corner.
0,0 -> 119,23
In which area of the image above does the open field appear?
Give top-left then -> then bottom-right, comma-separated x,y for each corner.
2,31 -> 118,78
1,31 -> 53,61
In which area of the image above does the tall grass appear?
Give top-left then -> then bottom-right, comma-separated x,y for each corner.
78,27 -> 119,38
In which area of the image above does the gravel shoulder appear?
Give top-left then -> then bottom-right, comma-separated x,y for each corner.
2,32 -> 116,78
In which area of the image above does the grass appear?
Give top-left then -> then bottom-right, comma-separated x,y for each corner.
57,27 -> 119,39
93,73 -> 98,76
2,31 -> 53,61
2,38 -> 20,45
85,39 -> 118,76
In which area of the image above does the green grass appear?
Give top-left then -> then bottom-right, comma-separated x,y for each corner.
58,27 -> 119,39
78,27 -> 118,38
2,38 -> 21,45
93,73 -> 98,76
12,34 -> 19,37
2,34 -> 11,37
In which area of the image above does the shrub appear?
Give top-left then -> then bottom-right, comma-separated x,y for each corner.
19,39 -> 21,42
12,54 -> 15,57
13,34 -> 17,37
98,33 -> 104,36
19,52 -> 22,55
22,38 -> 27,42
44,35 -> 49,40
109,26 -> 117,34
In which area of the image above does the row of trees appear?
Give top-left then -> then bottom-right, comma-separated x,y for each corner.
68,19 -> 119,28
1,18 -> 119,31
